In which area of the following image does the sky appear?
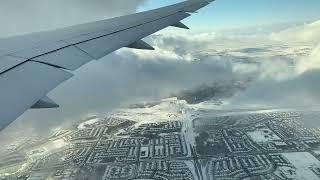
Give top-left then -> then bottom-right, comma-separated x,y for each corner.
141,0 -> 320,31
0,0 -> 320,145
0,0 -> 319,36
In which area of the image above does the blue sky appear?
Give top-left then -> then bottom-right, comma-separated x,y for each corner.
140,0 -> 320,31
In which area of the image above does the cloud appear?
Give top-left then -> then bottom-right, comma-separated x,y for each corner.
0,0 -> 146,37
230,69 -> 320,108
296,44 -> 320,74
138,20 -> 320,110
230,27 -> 320,108
117,20 -> 320,111
271,20 -> 320,45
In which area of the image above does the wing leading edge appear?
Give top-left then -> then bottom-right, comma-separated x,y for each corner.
0,0 -> 214,131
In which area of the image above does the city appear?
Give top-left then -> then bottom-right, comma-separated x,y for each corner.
1,100 -> 320,180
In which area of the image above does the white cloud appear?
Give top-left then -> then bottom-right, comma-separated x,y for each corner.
117,47 -> 186,61
124,20 -> 320,109
271,20 -> 320,45
296,44 -> 320,74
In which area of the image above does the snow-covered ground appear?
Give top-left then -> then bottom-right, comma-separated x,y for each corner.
247,127 -> 282,143
281,152 -> 320,180
111,98 -> 199,153
27,139 -> 67,159
77,117 -> 100,130
111,98 -> 189,125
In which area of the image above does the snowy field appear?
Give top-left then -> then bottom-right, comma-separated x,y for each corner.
111,98 -> 190,126
247,127 -> 282,143
76,99 -> 189,129
282,152 -> 320,180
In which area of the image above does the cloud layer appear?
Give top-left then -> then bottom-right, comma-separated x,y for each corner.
122,21 -> 320,109
271,20 -> 320,45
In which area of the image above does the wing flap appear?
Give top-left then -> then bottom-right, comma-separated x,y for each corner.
0,56 -> 26,74
31,45 -> 93,70
10,41 -> 70,59
0,61 -> 73,130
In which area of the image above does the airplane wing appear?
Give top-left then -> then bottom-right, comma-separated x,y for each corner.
0,0 -> 214,131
